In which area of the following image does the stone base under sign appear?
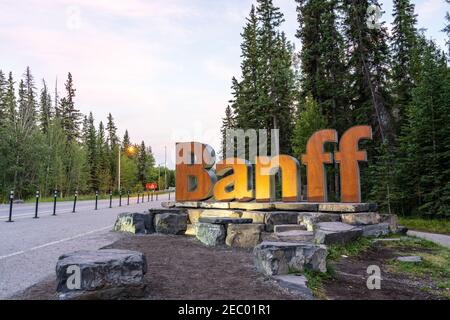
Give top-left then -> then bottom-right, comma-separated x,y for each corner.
110,201 -> 399,287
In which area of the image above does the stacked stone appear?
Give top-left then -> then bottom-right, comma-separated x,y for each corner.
162,201 -> 399,246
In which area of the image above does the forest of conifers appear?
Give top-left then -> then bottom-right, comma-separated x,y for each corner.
0,69 -> 174,202
221,0 -> 450,216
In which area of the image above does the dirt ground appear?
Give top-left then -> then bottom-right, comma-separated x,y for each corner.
11,233 -> 300,300
11,234 -> 449,300
323,243 -> 448,300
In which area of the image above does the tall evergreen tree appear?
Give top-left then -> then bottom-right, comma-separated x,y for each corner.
60,73 -> 81,141
137,141 -> 148,188
342,0 -> 394,143
122,130 -> 131,151
0,70 -> 7,122
106,113 -> 118,148
97,121 -> 111,191
220,105 -> 235,158
444,0 -> 450,55
256,0 -> 295,154
397,39 -> 450,216
39,79 -> 52,134
295,0 -> 349,132
85,112 -> 98,191
390,0 -> 418,131
4,72 -> 16,125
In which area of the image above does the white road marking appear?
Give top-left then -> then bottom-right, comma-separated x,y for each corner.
0,225 -> 114,260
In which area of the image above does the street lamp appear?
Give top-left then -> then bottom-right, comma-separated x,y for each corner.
118,145 -> 137,192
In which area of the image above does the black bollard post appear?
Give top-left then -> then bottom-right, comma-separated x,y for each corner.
156,192 -> 158,201
7,191 -> 14,222
137,192 -> 140,204
34,191 -> 40,219
142,193 -> 145,203
52,190 -> 57,216
168,191 -> 171,200
127,190 -> 130,206
151,192 -> 153,201
73,191 -> 78,213
95,191 -> 98,210
119,189 -> 122,207
109,190 -> 112,208
147,191 -> 149,202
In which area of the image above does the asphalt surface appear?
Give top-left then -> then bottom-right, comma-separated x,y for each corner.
407,230 -> 450,249
0,194 -> 170,299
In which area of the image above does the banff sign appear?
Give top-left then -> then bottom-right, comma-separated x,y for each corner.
175,125 -> 372,203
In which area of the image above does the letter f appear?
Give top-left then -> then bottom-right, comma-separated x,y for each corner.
301,129 -> 338,202
335,126 -> 372,203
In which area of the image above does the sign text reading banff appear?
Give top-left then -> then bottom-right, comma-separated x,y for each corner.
176,125 -> 372,203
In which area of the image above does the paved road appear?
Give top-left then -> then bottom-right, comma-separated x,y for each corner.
0,194 -> 170,299
407,230 -> 450,249
0,194 -> 168,220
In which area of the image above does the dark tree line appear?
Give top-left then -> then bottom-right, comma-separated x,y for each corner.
0,69 -> 172,201
222,0 -> 450,216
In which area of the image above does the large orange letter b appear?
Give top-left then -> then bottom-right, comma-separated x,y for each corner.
175,142 -> 217,201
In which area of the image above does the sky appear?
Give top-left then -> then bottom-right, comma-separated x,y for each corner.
0,0 -> 448,168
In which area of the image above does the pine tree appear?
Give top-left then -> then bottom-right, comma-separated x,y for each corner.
444,0 -> 450,55
39,79 -> 52,134
256,0 -> 295,154
342,0 -> 394,143
97,121 -> 111,191
137,141 -> 148,188
220,105 -> 235,158
23,67 -> 37,126
60,73 -> 81,142
122,130 -> 131,151
397,39 -> 450,216
106,113 -> 118,148
391,0 -> 418,131
0,70 -> 7,122
85,112 -> 98,191
233,5 -> 261,131
295,0 -> 349,132
4,72 -> 16,125
292,95 -> 327,159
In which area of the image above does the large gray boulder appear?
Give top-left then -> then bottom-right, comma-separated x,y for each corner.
253,241 -> 327,276
361,223 -> 391,237
341,212 -> 381,225
273,275 -> 313,300
226,224 -> 264,248
264,212 -> 299,232
198,217 -> 252,224
314,222 -> 363,245
302,213 -> 341,231
276,230 -> 315,242
379,214 -> 399,232
56,249 -> 147,300
154,213 -> 187,235
113,212 -> 152,234
196,222 -> 226,246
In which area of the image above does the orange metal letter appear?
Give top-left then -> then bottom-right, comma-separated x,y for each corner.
213,158 -> 254,202
255,155 -> 301,202
301,129 -> 338,202
175,142 -> 217,201
335,125 -> 372,203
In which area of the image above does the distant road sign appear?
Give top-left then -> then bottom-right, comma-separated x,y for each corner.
146,182 -> 157,191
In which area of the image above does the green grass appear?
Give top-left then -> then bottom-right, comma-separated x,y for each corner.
399,216 -> 450,235
384,237 -> 450,298
299,237 -> 372,298
327,237 -> 373,261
